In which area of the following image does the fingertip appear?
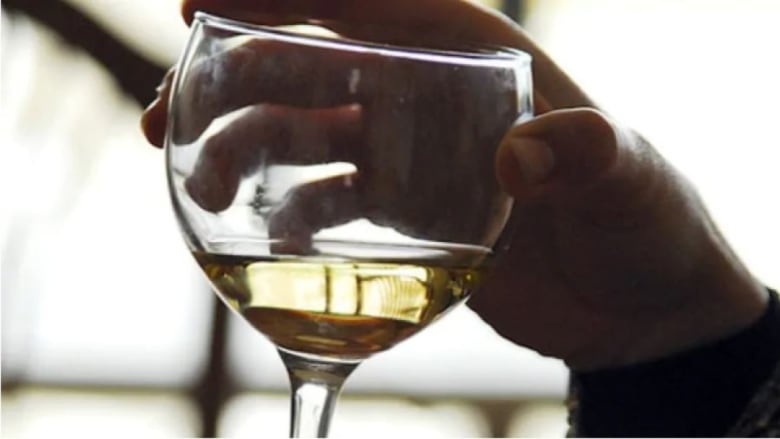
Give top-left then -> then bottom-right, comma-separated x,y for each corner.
142,68 -> 176,148
495,136 -> 555,198
545,108 -> 620,185
140,98 -> 163,148
495,108 -> 621,202
140,97 -> 167,148
181,0 -> 201,25
185,174 -> 235,212
509,137 -> 556,185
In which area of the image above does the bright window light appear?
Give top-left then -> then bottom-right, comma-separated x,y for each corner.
2,14 -> 212,387
1,388 -> 200,438
507,401 -> 569,438
218,392 -> 490,437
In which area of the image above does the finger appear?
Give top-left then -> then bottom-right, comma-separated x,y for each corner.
185,104 -> 362,212
166,33 -> 525,144
143,40 -> 374,147
495,108 -> 673,226
172,39 -> 382,144
141,67 -> 175,147
146,4 -> 538,147
268,172 -> 361,255
181,0 -> 593,110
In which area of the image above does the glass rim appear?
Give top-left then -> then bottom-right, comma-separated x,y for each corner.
194,11 -> 532,67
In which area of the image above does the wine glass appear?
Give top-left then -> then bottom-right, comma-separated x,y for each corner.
166,12 -> 532,437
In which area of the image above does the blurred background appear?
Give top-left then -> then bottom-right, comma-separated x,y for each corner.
2,0 -> 778,437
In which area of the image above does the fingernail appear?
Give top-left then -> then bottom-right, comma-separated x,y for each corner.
508,137 -> 555,184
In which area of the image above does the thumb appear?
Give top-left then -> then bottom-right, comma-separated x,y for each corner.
496,108 -> 666,225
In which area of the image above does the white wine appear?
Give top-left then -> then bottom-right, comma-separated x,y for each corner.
194,252 -> 485,358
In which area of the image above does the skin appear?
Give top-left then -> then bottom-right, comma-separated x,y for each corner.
166,39 -> 520,249
142,0 -> 768,371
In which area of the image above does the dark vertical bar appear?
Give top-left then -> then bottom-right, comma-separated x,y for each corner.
194,300 -> 232,437
502,0 -> 527,24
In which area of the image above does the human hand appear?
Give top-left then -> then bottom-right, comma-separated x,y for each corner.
153,34 -> 521,251
141,0 -> 768,370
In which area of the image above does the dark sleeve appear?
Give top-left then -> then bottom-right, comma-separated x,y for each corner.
568,289 -> 780,437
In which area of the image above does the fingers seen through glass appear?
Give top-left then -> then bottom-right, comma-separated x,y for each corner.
172,38 -> 381,145
268,173 -> 362,255
184,104 -> 362,212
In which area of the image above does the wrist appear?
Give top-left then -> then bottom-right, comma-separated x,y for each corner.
568,224 -> 769,372
629,232 -> 768,365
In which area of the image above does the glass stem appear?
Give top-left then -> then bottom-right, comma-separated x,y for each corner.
279,349 -> 360,438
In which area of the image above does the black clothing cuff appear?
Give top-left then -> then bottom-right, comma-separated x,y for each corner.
572,289 -> 780,437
